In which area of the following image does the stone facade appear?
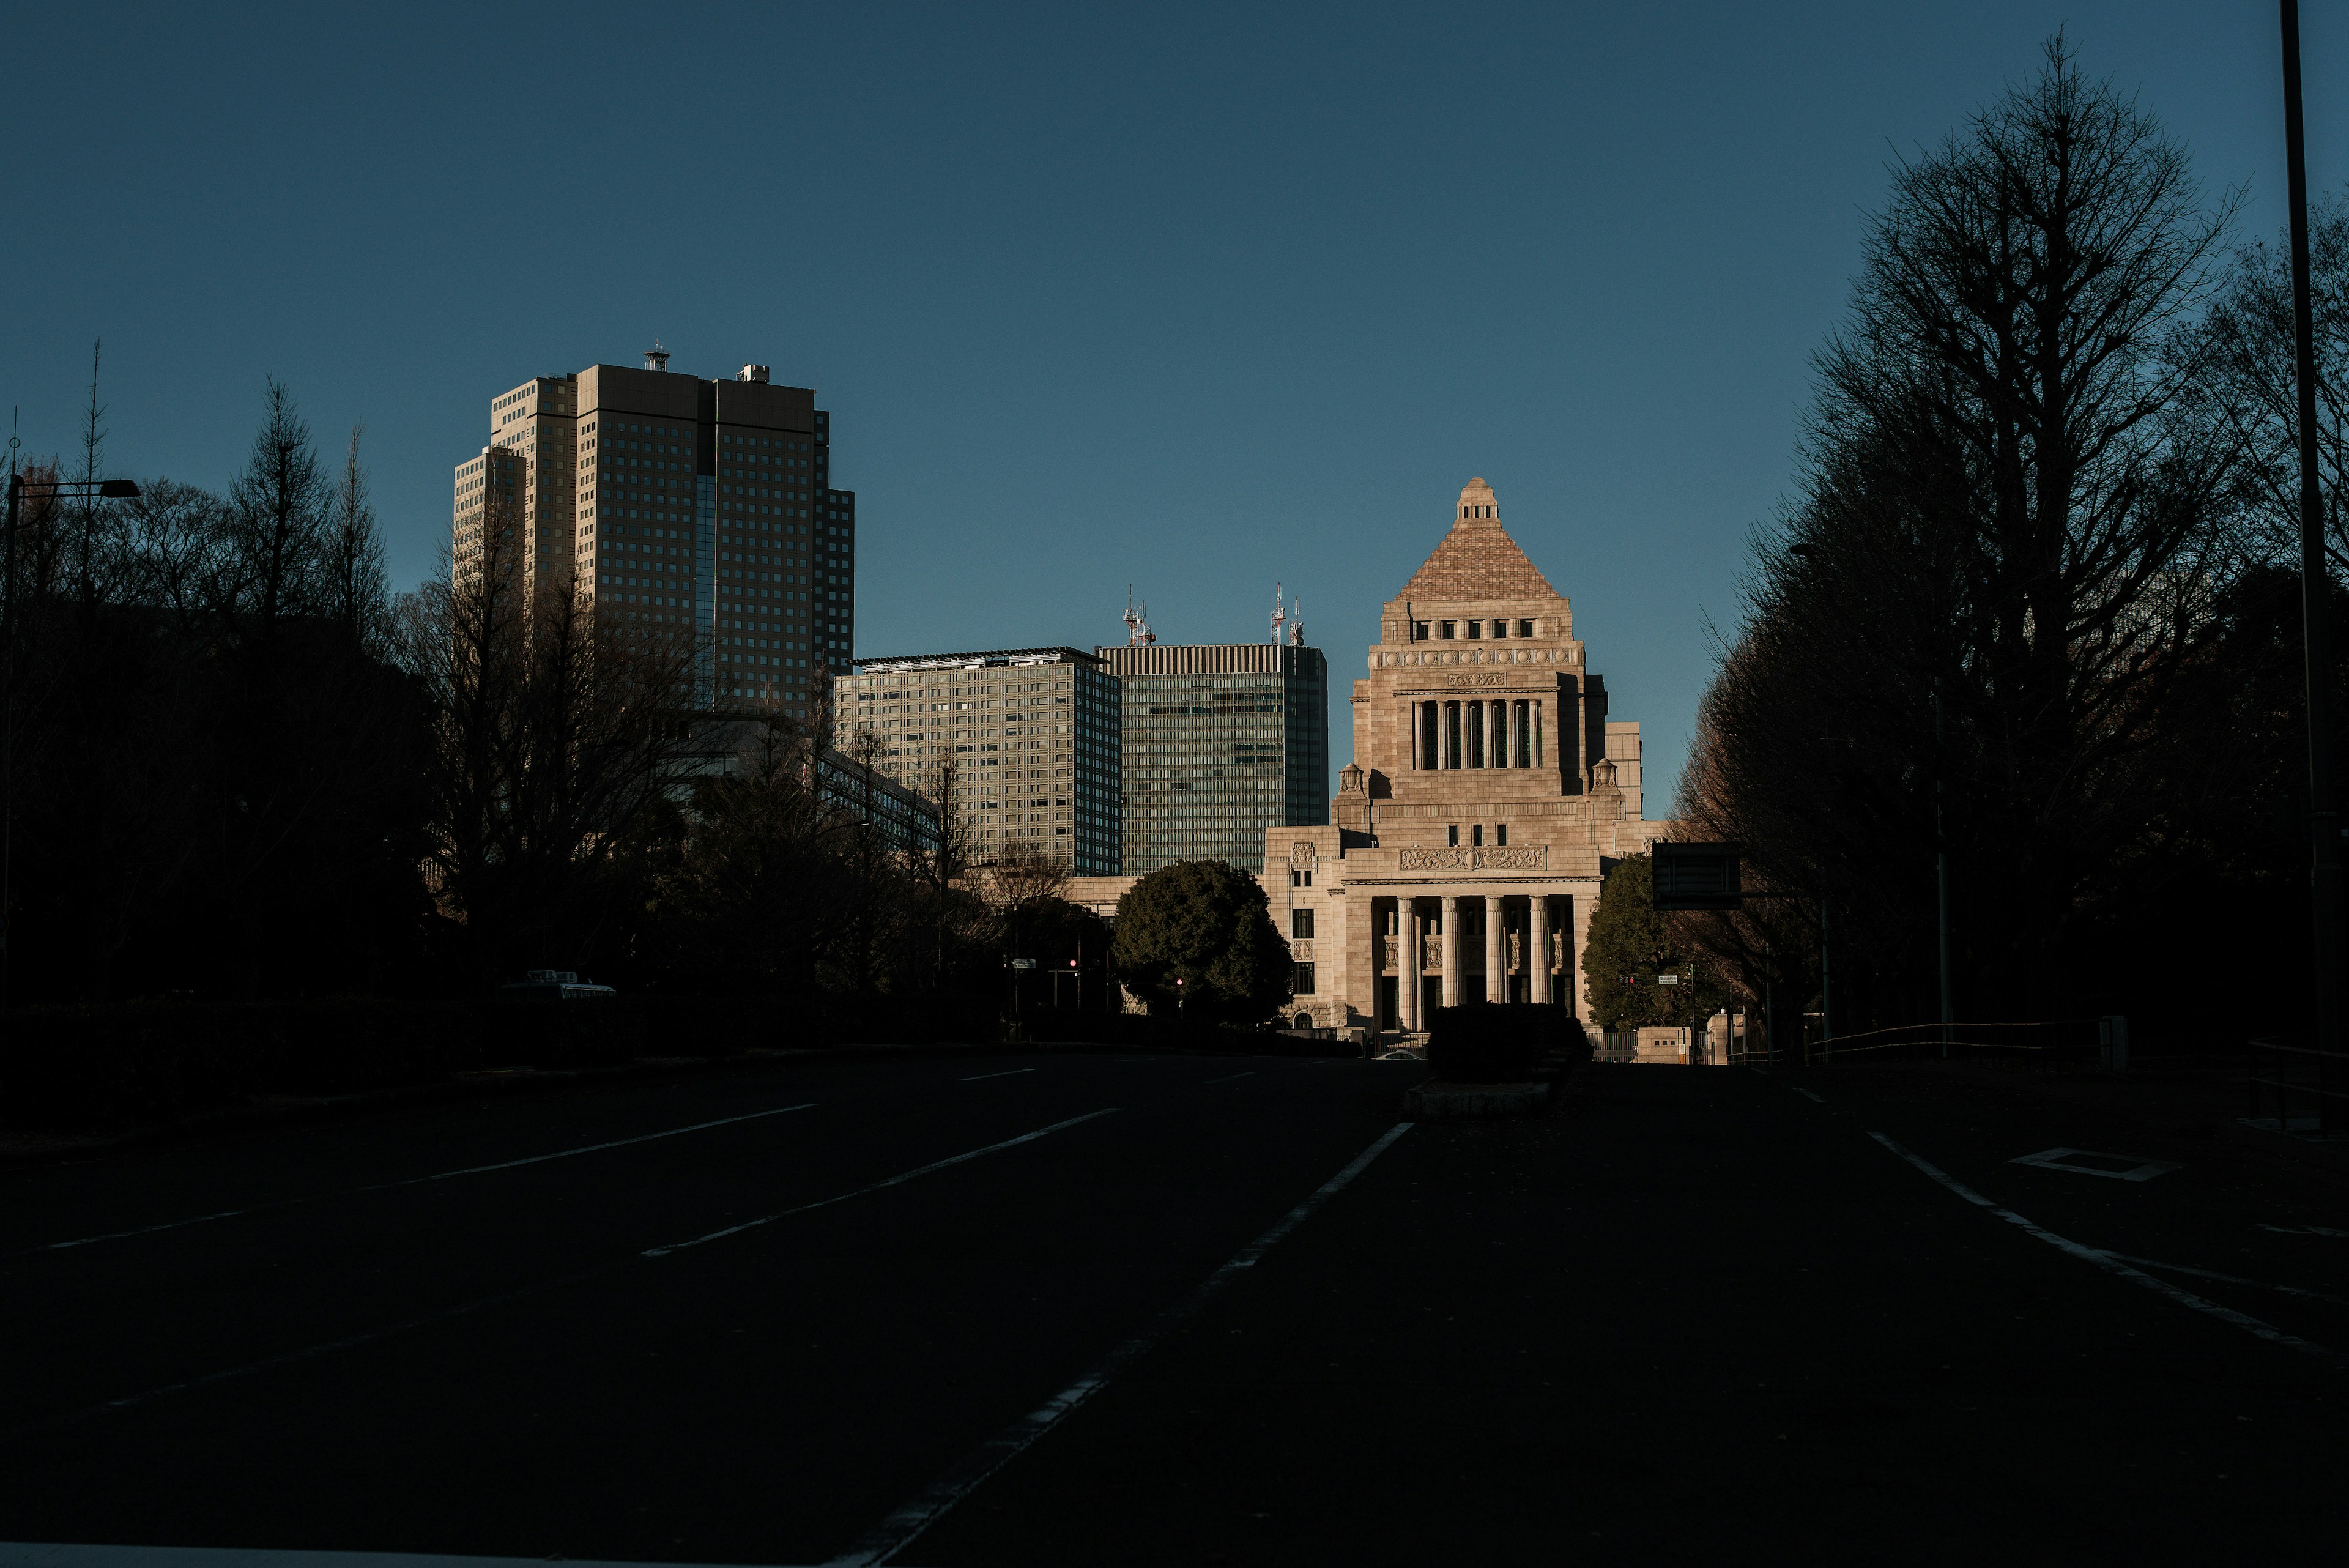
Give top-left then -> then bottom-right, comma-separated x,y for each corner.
1261,478 -> 1666,1039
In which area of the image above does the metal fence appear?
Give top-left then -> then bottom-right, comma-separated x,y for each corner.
1782,1017 -> 2115,1072
2246,1036 -> 2348,1137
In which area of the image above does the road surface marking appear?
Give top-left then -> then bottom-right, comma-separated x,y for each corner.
958,1069 -> 1035,1082
1794,1088 -> 1825,1104
2261,1224 -> 2349,1238
2098,1254 -> 2349,1308
643,1109 -> 1119,1257
11,1110 -> 1125,1442
393,1103 -> 819,1185
829,1120 -> 1416,1567
0,1542 -> 790,1567
40,1102 -> 820,1252
1868,1132 -> 2342,1364
42,1209 -> 255,1251
2008,1147 -> 2178,1183
1203,1072 -> 1255,1085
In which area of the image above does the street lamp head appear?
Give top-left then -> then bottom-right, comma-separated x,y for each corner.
98,480 -> 141,499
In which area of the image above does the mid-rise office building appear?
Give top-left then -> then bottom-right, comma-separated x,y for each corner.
1097,642 -> 1328,875
835,648 -> 1120,874
450,350 -> 856,715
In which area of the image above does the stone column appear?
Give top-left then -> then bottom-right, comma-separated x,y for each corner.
1529,894 -> 1552,1003
1439,896 -> 1462,1008
1400,901 -> 1422,1032
1484,894 -> 1505,1005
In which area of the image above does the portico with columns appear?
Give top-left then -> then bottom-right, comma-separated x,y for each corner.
1261,478 -> 1666,1042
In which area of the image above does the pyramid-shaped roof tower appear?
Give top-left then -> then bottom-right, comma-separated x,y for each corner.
1400,478 -> 1559,601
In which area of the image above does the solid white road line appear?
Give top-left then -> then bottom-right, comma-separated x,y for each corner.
1794,1088 -> 1826,1104
642,1109 -> 1119,1257
826,1120 -> 1417,1568
2099,1254 -> 2349,1308
958,1069 -> 1035,1083
2260,1224 -> 2349,1238
1202,1071 -> 1255,1085
1867,1131 -> 2343,1365
42,1103 -> 819,1253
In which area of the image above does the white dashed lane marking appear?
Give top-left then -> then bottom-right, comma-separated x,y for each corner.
40,1101 -> 820,1254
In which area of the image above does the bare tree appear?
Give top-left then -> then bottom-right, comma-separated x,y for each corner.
403,502 -> 702,986
224,378 -> 331,636
905,751 -> 981,993
654,713 -> 843,995
2200,195 -> 2349,582
326,425 -> 390,653
1689,37 -> 2246,1024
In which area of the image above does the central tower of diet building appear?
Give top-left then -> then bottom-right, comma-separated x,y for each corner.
1263,477 -> 1666,1040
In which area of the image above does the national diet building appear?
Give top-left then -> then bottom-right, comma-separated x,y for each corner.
1266,478 -> 1666,1041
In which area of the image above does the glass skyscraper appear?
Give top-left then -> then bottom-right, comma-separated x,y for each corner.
1098,643 -> 1328,875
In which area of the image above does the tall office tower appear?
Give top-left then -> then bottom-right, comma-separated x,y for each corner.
834,647 -> 1121,874
451,376 -> 581,602
450,352 -> 855,715
1096,643 -> 1328,875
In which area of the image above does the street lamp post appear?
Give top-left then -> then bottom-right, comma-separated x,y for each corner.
1,467 -> 141,1026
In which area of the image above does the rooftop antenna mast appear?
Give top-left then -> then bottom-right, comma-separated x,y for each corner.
1270,582 -> 1286,645
1288,593 -> 1305,647
1123,585 -> 1155,646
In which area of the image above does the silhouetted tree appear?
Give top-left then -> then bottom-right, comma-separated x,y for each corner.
1685,37 -> 2249,1029
1110,859 -> 1290,1025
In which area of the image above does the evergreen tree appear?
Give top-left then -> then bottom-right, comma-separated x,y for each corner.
1110,859 -> 1291,1025
1581,855 -> 1726,1030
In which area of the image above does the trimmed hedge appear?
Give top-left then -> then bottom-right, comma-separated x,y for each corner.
1425,1003 -> 1589,1083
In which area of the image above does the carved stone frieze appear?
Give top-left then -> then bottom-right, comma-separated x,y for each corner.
1395,845 -> 1549,872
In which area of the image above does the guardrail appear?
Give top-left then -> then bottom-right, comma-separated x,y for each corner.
1792,1017 -> 2112,1072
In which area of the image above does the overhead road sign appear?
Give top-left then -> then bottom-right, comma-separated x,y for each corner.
1652,842 -> 1742,910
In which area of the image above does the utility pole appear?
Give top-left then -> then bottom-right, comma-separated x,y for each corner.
1934,686 -> 1953,1059
1819,896 -> 1833,1064
2281,0 -> 2347,1090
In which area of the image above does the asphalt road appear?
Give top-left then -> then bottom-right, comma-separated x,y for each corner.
1,1053 -> 2343,1566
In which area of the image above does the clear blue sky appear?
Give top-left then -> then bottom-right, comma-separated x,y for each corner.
6,2 -> 2344,806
